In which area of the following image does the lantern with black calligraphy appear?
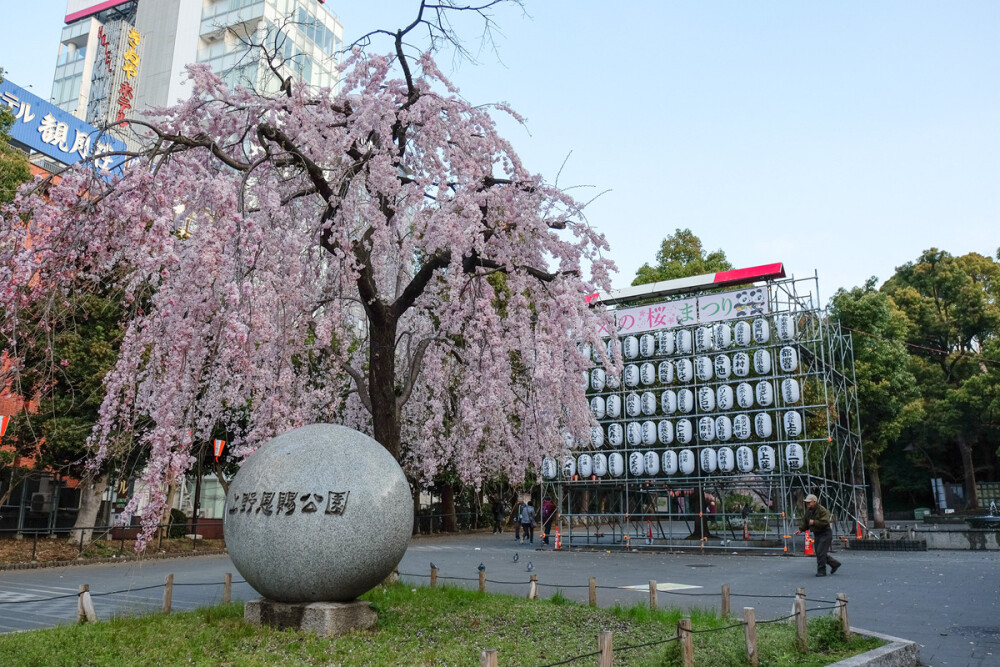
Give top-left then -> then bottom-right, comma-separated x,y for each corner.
562,456 -> 576,478
753,349 -> 771,375
713,323 -> 732,349
698,416 -> 716,442
785,443 -> 804,470
757,445 -> 775,472
658,419 -> 674,444
700,447 -> 718,473
714,353 -> 732,379
717,385 -> 734,411
624,364 -> 640,387
590,396 -> 606,419
752,318 -> 770,344
625,392 -> 641,417
626,421 -> 642,446
695,356 -> 713,382
623,335 -> 639,360
593,453 -> 608,477
736,382 -> 754,409
676,358 -> 693,383
607,423 -> 624,447
676,329 -> 693,355
717,446 -> 735,472
639,333 -> 657,357
676,418 -> 693,444
779,346 -> 798,373
754,412 -> 773,438
606,394 -> 622,418
715,415 -> 733,441
781,377 -> 800,404
609,453 -> 624,477
677,388 -> 694,413
678,449 -> 696,475
661,389 -> 677,414
733,414 -> 752,440
695,326 -> 714,352
590,367 -> 606,392
755,380 -> 774,407
734,320 -> 752,347
644,451 -> 660,476
641,391 -> 657,416
640,362 -> 656,385
698,386 -> 715,412
662,450 -> 679,475
629,451 -> 645,476
776,314 -> 796,341
658,360 -> 674,384
657,330 -> 675,356
733,352 -> 751,377
578,453 -> 594,478
736,445 -> 754,472
590,426 -> 604,448
541,457 -> 557,479
783,410 -> 803,437
606,373 -> 620,389
641,420 -> 657,445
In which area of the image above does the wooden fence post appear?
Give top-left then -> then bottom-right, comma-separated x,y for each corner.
162,573 -> 174,614
721,584 -> 730,618
743,607 -> 758,667
678,617 -> 694,667
480,649 -> 499,666
589,577 -> 597,607
223,572 -> 232,604
528,574 -> 538,600
479,569 -> 486,593
649,580 -> 658,610
430,566 -> 438,588
837,593 -> 851,639
794,594 -> 807,652
77,585 -> 97,623
598,630 -> 613,667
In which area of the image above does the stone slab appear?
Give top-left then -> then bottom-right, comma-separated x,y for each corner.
245,597 -> 376,637
828,627 -> 919,667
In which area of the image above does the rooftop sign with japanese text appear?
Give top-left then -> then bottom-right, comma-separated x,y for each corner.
1,78 -> 127,178
596,286 -> 769,337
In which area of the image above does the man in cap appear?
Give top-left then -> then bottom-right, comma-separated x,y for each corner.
797,494 -> 842,577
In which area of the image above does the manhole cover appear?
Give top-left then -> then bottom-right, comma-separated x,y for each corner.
686,563 -> 714,568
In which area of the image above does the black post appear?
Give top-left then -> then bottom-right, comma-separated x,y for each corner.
192,444 -> 204,552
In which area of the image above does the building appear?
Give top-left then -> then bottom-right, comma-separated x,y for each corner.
52,0 -> 344,127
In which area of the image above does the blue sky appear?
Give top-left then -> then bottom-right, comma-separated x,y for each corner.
2,1 -> 997,300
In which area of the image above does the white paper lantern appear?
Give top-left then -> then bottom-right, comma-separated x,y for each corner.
676,418 -> 693,444
593,453 -> 608,477
639,333 -> 657,357
606,394 -> 622,418
733,352 -> 751,377
590,426 -> 604,448
662,450 -> 678,475
698,387 -> 716,412
657,330 -> 675,356
698,416 -> 716,442
644,451 -> 660,476
736,445 -> 754,472
752,318 -> 770,344
715,415 -> 733,441
777,314 -> 796,341
582,343 -> 593,364
753,349 -> 772,375
755,381 -> 774,407
661,390 -> 678,414
578,454 -> 594,478
590,367 -> 606,392
640,362 -> 656,385
700,447 -> 718,473
606,373 -> 620,389
541,457 -> 557,479
629,451 -> 645,476
717,385 -> 734,411
754,412 -> 773,438
641,420 -> 657,445
714,354 -> 732,379
734,321 -> 753,347
590,396 -> 606,419
676,358 -> 694,383
641,392 -> 657,416
562,456 -> 576,478
623,335 -> 639,360
606,339 -> 617,363
783,410 -> 803,437
695,326 -> 714,352
717,446 -> 735,472
625,392 -> 641,417
785,443 -> 804,470
781,378 -> 801,404
736,382 -> 754,409
779,346 -> 798,373
658,361 -> 674,384
583,371 -> 590,391
624,364 -> 640,387
675,329 -> 693,355
757,445 -> 775,471
564,431 -> 577,449
677,389 -> 694,413
733,414 -> 752,440
609,452 -> 624,477
607,423 -> 624,447
713,323 -> 732,349
678,448 -> 696,475
695,356 -> 714,382
626,421 -> 642,446
658,419 -> 674,444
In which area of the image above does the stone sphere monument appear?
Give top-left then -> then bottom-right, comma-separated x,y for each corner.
224,423 -> 412,632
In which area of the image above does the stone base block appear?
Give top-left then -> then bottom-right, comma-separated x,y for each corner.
245,598 -> 376,637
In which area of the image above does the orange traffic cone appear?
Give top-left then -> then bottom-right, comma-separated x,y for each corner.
856,522 -> 863,540
804,530 -> 814,555
555,526 -> 562,550
646,520 -> 653,544
743,521 -> 750,541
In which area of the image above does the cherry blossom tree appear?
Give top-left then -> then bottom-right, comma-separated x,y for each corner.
0,8 -> 616,545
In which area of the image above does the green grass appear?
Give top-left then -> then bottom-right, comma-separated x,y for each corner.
0,583 -> 882,666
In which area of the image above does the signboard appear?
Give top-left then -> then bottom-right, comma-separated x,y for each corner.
0,78 -> 127,177
65,0 -> 134,23
596,286 -> 770,336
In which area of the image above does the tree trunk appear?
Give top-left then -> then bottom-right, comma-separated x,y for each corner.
411,482 -> 421,536
869,465 -> 885,529
68,473 -> 109,548
957,433 -> 979,509
368,314 -> 402,460
159,483 -> 177,538
440,483 -> 457,532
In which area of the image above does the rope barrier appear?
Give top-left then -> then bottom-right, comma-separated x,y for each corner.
0,579 -> 248,605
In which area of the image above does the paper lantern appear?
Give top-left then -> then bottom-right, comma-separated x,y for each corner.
593,453 -> 608,477
639,333 -> 657,357
733,414 -> 752,440
582,343 -> 593,364
698,416 -> 716,442
562,456 -> 576,478
657,330 -> 675,356
625,392 -> 641,417
736,445 -> 754,472
777,314 -> 796,341
676,418 -> 693,444
754,412 -> 773,438
717,385 -> 734,411
677,389 -> 694,413
583,371 -> 589,391
658,360 -> 674,384
700,447 -> 718,473
781,377 -> 800,404
623,335 -> 639,360
715,415 -> 733,441
644,451 -> 660,476
640,362 -> 656,386
641,420 -> 657,445
658,419 -> 674,444
753,349 -> 771,375
717,446 -> 735,472
752,318 -> 770,344
629,451 -> 645,476
624,364 -> 640,387
736,382 -> 754,409
660,390 -> 677,414
783,410 -> 803,437
578,454 -> 594,478
734,321 -> 752,347
626,421 -> 642,446
590,368 -> 606,392
590,426 -> 604,448
785,443 -> 804,470
607,423 -> 624,447
641,391 -> 657,416
662,450 -> 678,475
714,354 -> 732,379
698,387 -> 715,412
757,445 -> 775,471
695,356 -> 714,382
676,329 -> 693,355
733,352 -> 751,377
606,373 -> 620,389
541,457 -> 557,479
676,358 -> 693,383
608,452 -> 624,477
606,339 -> 617,362
779,346 -> 798,373
678,449 -> 696,475
713,323 -> 732,349
695,326 -> 714,352
606,394 -> 622,418
590,396 -> 606,419
755,381 -> 774,407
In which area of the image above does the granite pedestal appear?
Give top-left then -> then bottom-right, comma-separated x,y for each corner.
245,598 -> 377,637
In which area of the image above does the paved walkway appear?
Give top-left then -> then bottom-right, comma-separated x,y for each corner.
1,532 -> 997,666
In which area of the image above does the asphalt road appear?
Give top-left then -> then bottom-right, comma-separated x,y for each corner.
1,533 -> 997,666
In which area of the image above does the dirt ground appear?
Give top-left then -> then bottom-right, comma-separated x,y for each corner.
0,535 -> 226,566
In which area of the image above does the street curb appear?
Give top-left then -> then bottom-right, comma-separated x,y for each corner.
829,627 -> 920,667
0,548 -> 229,571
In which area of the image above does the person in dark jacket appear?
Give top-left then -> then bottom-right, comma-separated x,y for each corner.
519,500 -> 537,544
491,498 -> 505,534
540,496 -> 556,545
511,495 -> 525,541
797,494 -> 842,577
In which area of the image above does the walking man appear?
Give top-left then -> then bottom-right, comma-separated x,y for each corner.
797,494 -> 842,577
